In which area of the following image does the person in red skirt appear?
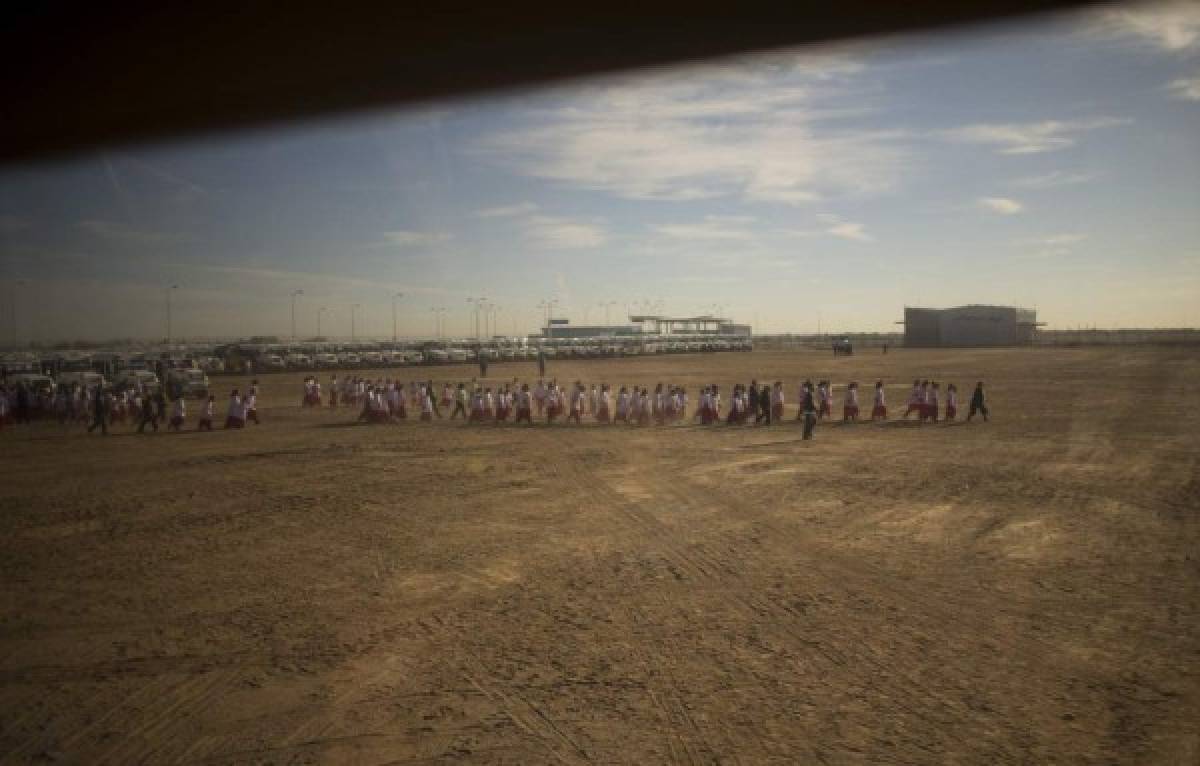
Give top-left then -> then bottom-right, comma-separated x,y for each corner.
945,383 -> 958,421
568,382 -> 585,425
596,384 -> 612,424
515,383 -> 534,424
903,379 -> 923,420
198,394 -> 215,431
843,382 -> 860,422
871,380 -> 887,421
168,396 -> 186,431
224,389 -> 245,429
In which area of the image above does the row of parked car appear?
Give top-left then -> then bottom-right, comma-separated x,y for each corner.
251,338 -> 752,371
3,366 -> 213,399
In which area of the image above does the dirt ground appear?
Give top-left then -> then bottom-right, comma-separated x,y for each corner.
1,346 -> 1198,764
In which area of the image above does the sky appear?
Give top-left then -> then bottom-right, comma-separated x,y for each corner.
1,1 -> 1199,344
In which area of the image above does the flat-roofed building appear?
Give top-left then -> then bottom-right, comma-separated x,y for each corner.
901,305 -> 1039,347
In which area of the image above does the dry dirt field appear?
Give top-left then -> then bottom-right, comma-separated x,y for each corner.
2,346 -> 1198,764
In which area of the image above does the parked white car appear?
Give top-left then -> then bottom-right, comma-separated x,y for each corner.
361,351 -> 384,366
57,370 -> 107,389
262,354 -> 287,371
337,352 -> 361,367
168,368 -> 210,398
315,352 -> 339,368
288,353 -> 313,368
116,369 -> 160,393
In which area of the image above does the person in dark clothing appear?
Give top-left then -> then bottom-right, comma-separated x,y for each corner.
87,386 -> 109,435
137,395 -> 158,432
967,381 -> 988,422
801,380 -> 818,440
759,384 -> 772,424
450,383 -> 468,419
747,380 -> 759,423
537,350 -> 546,377
425,380 -> 442,418
479,354 -> 489,378
154,390 -> 167,423
14,384 -> 31,424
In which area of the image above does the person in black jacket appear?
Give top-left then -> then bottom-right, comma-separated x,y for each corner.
747,379 -> 759,424
137,394 -> 158,432
967,381 -> 988,422
87,385 -> 108,435
759,384 -> 772,425
801,380 -> 818,440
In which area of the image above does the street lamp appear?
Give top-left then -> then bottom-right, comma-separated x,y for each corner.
466,296 -> 487,340
351,303 -> 360,341
317,306 -> 327,337
291,289 -> 304,341
165,284 -> 178,344
430,306 -> 447,339
391,292 -> 404,343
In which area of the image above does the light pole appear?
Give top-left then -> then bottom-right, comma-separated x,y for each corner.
430,306 -> 447,339
291,289 -> 304,341
351,303 -> 360,341
391,292 -> 404,343
489,305 -> 502,338
165,284 -> 178,344
467,297 -> 486,340
317,306 -> 327,337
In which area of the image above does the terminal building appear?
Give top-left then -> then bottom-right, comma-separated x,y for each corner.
543,314 -> 751,340
900,305 -> 1040,347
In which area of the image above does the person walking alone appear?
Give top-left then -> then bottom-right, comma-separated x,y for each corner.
967,381 -> 989,422
801,380 -> 818,441
87,385 -> 109,435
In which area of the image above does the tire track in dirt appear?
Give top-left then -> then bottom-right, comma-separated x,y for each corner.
414,615 -> 591,764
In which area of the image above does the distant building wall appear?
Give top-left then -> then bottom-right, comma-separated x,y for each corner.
904,305 -> 1037,347
904,308 -> 942,347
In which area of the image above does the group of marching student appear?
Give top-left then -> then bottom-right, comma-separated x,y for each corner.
308,373 -> 990,441
0,379 -> 261,435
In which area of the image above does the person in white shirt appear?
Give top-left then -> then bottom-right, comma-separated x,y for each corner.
245,381 -> 260,424
168,396 -> 186,431
469,388 -> 486,423
944,383 -> 958,421
419,387 -> 434,421
224,389 -> 245,429
927,382 -> 940,424
872,380 -> 887,421
515,384 -> 533,424
904,379 -> 923,420
568,382 -> 585,425
198,395 -> 215,431
771,382 -> 785,422
843,382 -> 860,422
596,384 -> 611,424
533,380 -> 547,417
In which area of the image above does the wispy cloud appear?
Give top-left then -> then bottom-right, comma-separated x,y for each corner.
1010,170 -> 1098,189
652,215 -> 757,241
523,215 -> 607,249
380,230 -> 453,247
1086,0 -> 1200,52
978,197 -> 1024,215
943,118 -> 1129,155
1017,232 -> 1086,258
476,202 -> 539,218
1167,74 -> 1200,100
818,212 -> 874,241
477,53 -> 908,205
